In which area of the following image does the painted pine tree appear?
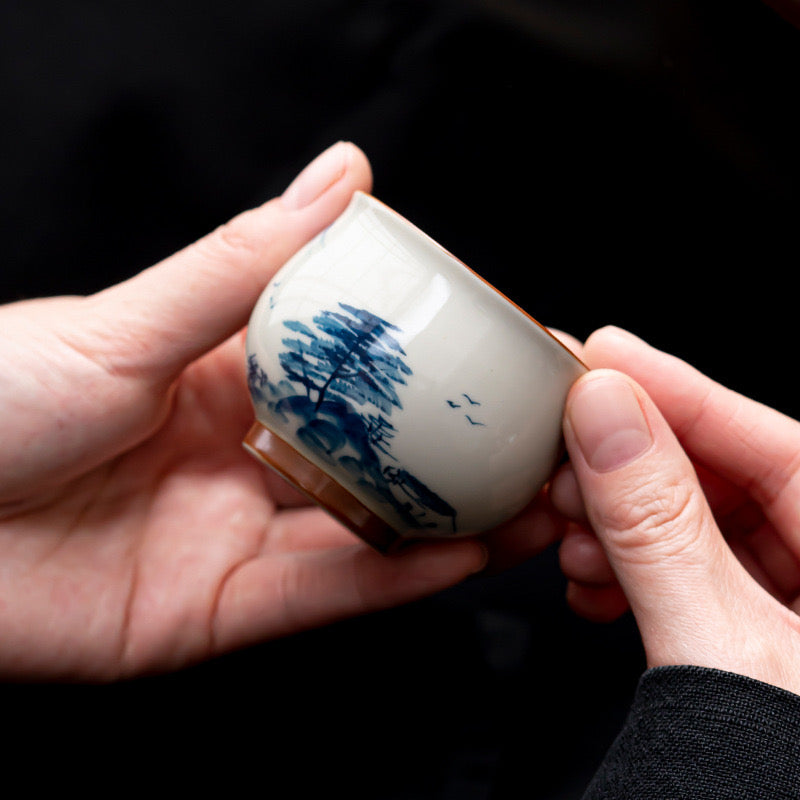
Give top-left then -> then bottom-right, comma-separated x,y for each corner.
280,303 -> 412,414
268,302 -> 456,532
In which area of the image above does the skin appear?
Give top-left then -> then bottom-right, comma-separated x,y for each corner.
4,140 -> 800,697
0,143 -> 518,681
553,327 -> 800,696
550,0 -> 800,699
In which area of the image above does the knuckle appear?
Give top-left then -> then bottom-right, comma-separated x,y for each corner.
597,475 -> 705,561
201,206 -> 276,268
210,215 -> 263,260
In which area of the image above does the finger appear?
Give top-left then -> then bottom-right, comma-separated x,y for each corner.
1,146 -> 371,504
563,369 -> 758,670
736,523 -> 800,601
549,462 -> 588,522
78,142 -> 373,384
547,328 -> 585,362
565,581 -> 630,623
693,461 -> 747,518
558,523 -> 616,585
728,535 -> 779,596
266,506 -> 359,551
481,491 -> 566,574
211,539 -> 488,654
583,326 -> 800,542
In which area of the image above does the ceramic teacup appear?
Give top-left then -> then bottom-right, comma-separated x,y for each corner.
243,191 -> 587,552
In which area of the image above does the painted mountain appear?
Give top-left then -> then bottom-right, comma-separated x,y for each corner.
248,303 -> 457,533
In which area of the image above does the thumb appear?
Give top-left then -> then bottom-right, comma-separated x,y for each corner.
1,143 -> 371,502
80,141 -> 372,383
562,369 -> 758,670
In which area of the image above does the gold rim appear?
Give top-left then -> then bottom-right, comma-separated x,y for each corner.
354,190 -> 589,370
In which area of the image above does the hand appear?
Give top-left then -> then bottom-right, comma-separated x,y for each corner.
552,326 -> 800,695
763,0 -> 800,29
0,142 -> 489,681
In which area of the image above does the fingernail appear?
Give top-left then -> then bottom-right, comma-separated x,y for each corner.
281,142 -> 351,210
567,375 -> 653,472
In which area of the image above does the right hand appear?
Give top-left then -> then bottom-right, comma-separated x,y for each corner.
551,326 -> 800,696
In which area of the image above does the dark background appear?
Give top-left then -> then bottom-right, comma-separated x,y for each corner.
2,1 -> 798,796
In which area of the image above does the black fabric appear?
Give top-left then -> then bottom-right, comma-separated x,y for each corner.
3,1 -> 800,797
582,666 -> 800,800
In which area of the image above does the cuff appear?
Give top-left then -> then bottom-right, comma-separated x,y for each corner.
582,665 -> 800,800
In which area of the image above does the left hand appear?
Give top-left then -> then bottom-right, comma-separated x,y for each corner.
0,143 -> 491,681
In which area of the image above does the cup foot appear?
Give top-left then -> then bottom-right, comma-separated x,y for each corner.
243,421 -> 402,553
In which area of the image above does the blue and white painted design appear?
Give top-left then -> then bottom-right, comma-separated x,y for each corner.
444,393 -> 487,427
248,303 -> 458,533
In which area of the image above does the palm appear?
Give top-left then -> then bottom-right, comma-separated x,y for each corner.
0,335 -> 359,680
0,154 -> 495,681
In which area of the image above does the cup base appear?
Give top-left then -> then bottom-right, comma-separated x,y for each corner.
243,421 -> 402,553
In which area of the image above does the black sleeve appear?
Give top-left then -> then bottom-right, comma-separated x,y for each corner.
582,665 -> 800,800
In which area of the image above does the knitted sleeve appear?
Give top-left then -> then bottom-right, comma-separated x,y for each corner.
582,665 -> 800,800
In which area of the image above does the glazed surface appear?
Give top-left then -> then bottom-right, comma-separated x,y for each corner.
246,192 -> 586,536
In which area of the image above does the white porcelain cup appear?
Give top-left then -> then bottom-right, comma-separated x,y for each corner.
244,191 -> 587,552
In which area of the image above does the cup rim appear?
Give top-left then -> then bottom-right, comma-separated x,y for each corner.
351,190 -> 588,371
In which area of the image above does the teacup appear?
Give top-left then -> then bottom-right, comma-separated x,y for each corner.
243,191 -> 587,552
